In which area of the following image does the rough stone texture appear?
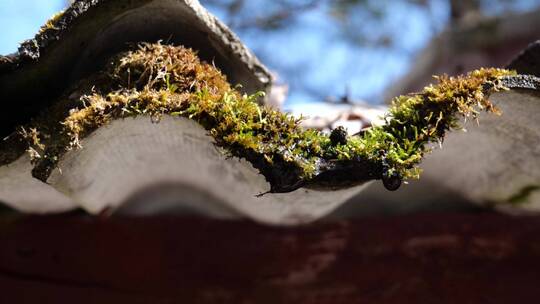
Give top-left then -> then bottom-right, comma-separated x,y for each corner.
0,0 -> 271,137
501,74 -> 540,90
1,213 -> 540,303
508,40 -> 540,77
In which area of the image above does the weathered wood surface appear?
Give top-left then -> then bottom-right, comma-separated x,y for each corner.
1,212 -> 540,303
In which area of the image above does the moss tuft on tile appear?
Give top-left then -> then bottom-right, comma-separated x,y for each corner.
4,43 -> 514,192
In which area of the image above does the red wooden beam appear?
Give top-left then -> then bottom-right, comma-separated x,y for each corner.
1,212 -> 539,303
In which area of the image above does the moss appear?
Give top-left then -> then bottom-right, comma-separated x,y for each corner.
506,185 -> 540,205
365,68 -> 515,181
9,42 -> 515,192
39,11 -> 66,34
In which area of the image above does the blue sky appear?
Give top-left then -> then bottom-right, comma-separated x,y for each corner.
0,0 -> 66,55
1,0 -> 539,105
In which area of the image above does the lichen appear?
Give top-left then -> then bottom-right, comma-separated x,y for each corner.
11,42 -> 515,192
17,1 -> 101,61
506,185 -> 540,205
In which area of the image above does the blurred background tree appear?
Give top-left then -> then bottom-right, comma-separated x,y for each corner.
200,0 -> 540,106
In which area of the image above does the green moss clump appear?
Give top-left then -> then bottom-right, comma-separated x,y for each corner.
360,68 -> 515,181
15,42 -> 515,191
